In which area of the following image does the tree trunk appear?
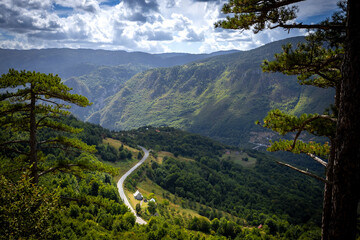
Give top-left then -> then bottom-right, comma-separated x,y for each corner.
322,139 -> 335,240
29,83 -> 38,184
329,0 -> 360,239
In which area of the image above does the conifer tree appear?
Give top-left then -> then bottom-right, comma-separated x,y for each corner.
0,69 -> 96,184
216,1 -> 359,239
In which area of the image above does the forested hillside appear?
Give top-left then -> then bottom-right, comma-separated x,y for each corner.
116,126 -> 323,225
1,114 -> 324,239
87,37 -> 334,146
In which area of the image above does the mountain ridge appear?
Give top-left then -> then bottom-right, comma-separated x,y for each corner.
84,36 -> 334,146
0,48 -> 240,79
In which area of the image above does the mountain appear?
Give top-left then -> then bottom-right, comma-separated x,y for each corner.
64,64 -> 152,120
86,37 -> 334,146
0,48 -> 239,79
0,37 -> 335,147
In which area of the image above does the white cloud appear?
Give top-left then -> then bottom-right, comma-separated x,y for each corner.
0,0 -> 340,53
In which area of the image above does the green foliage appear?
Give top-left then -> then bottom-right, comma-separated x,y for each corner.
146,153 -> 322,224
0,69 -> 95,183
136,203 -> 142,215
262,38 -> 342,89
267,139 -> 330,157
257,109 -> 335,157
256,11 -> 343,161
215,0 -> 298,33
188,217 -> 211,233
116,126 -> 226,159
0,175 -> 59,239
148,201 -> 157,215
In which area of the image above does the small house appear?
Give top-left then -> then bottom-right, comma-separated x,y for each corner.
134,190 -> 143,200
149,198 -> 156,203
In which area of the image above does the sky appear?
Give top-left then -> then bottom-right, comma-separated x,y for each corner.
0,0 -> 340,53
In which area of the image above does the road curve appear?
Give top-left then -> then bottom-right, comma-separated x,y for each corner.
117,146 -> 149,225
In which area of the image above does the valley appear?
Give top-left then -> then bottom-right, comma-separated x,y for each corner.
2,0 -> 359,238
0,36 -> 334,147
0,37 -> 335,239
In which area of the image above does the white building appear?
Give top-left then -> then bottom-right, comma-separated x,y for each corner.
134,190 -> 143,200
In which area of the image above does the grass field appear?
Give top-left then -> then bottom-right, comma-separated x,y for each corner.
157,151 -> 195,164
221,151 -> 257,168
103,137 -> 139,152
136,178 -> 202,218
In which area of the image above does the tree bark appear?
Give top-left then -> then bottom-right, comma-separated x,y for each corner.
29,83 -> 38,184
322,139 -> 334,240
329,0 -> 360,239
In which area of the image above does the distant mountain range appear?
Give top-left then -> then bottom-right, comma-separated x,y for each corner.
0,37 -> 334,146
0,48 -> 239,79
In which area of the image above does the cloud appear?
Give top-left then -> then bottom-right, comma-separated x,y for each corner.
146,31 -> 173,41
185,29 -> 204,42
53,0 -> 100,13
166,0 -> 176,8
28,31 -> 67,40
0,0 -> 340,53
127,12 -> 148,22
0,2 -> 61,33
191,0 -> 219,2
122,0 -> 159,13
12,0 -> 52,9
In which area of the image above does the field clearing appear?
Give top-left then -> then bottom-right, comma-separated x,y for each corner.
222,151 -> 257,168
103,137 -> 139,153
136,178 -> 202,218
157,151 -> 195,164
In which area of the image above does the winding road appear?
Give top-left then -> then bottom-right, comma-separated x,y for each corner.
117,146 -> 149,225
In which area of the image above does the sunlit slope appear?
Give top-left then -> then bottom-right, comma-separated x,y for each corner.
90,37 -> 334,146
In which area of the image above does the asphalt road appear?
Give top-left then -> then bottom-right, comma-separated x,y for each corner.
117,146 -> 149,225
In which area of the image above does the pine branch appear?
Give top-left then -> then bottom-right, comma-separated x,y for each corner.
60,196 -> 83,202
274,23 -> 344,31
39,145 -> 82,153
0,145 -> 28,155
316,72 -> 338,84
38,164 -> 80,177
276,161 -> 330,184
291,115 -> 337,149
307,153 -> 328,167
36,116 -> 49,128
237,0 -> 304,13
0,140 -> 28,146
35,97 -> 62,107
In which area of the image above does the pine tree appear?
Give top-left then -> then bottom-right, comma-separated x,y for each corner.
215,1 -> 359,239
0,69 -> 96,184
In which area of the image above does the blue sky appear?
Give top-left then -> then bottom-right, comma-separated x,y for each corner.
0,0 -> 340,53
